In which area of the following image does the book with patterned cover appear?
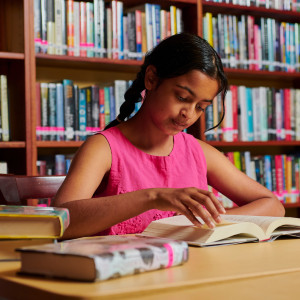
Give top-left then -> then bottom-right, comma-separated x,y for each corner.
0,205 -> 69,239
17,235 -> 189,282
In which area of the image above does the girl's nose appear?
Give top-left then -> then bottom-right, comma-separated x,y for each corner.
180,107 -> 194,119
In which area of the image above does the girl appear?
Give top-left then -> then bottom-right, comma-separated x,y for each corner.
54,33 -> 284,239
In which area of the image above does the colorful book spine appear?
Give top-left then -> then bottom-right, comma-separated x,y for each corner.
66,0 -> 74,56
56,83 -> 64,141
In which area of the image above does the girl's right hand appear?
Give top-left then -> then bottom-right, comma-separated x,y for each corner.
150,187 -> 226,229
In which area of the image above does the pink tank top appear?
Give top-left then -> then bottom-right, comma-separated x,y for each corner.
94,126 -> 208,235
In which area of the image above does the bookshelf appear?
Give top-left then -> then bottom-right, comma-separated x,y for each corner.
0,0 -> 300,209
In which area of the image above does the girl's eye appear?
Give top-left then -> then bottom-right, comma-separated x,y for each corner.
177,96 -> 186,102
196,104 -> 205,112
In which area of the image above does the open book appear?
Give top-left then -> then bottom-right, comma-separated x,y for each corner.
139,214 -> 300,247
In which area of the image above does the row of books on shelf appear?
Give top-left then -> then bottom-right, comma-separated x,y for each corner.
34,0 -> 183,59
0,75 -> 9,142
205,86 -> 300,142
36,79 -> 139,141
37,154 -> 74,176
204,0 -> 300,12
203,13 -> 300,72
214,152 -> 300,207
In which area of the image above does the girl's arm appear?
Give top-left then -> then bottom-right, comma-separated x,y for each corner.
54,135 -> 225,239
199,140 -> 285,217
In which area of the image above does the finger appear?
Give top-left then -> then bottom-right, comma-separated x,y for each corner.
192,190 -> 225,222
198,189 -> 226,214
176,202 -> 203,228
181,198 -> 216,229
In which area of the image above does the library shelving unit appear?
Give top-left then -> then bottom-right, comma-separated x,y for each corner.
1,0 -> 300,211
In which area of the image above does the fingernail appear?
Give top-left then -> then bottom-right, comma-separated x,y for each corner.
221,207 -> 226,214
209,221 -> 215,229
216,215 -> 222,223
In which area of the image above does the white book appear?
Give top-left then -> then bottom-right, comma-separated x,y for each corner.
259,87 -> 268,141
0,75 -> 9,142
223,90 -> 233,142
238,86 -> 248,141
54,0 -> 63,55
252,88 -> 261,141
114,80 -> 127,118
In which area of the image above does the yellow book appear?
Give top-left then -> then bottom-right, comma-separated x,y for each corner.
0,205 -> 69,239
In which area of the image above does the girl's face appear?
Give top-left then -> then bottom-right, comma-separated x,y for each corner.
145,69 -> 219,135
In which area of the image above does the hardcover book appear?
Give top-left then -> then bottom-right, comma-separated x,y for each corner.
139,214 -> 300,247
17,235 -> 189,282
0,205 -> 69,239
0,239 -> 55,261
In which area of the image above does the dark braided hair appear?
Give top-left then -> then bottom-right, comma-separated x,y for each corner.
105,32 -> 228,130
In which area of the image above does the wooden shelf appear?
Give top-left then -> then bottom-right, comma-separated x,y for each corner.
224,68 -> 300,82
0,52 -> 24,60
202,2 -> 300,23
0,142 -> 26,148
284,203 -> 300,208
36,54 -> 143,73
208,141 -> 300,147
36,141 -> 84,148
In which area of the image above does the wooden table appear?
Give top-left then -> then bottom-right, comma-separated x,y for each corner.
1,239 -> 300,299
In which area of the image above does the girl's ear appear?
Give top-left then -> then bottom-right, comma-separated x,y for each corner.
144,65 -> 158,91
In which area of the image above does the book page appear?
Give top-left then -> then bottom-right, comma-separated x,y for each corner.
221,215 -> 282,234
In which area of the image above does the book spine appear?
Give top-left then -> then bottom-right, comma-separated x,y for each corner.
145,3 -> 153,51
40,82 -> 49,141
127,12 -> 136,60
46,0 -> 55,55
54,0 -> 63,55
85,87 -> 93,134
55,83 -> 64,141
0,76 -> 9,142
40,0 -> 48,53
79,88 -> 87,141
109,86 -> 116,121
34,0 -> 42,53
111,1 -> 118,59
48,83 -> 57,141
275,155 -> 284,201
86,2 -> 95,57
80,2 -> 87,57
60,0 -> 67,55
62,79 -> 75,141
92,86 -> 100,131
35,82 -> 41,141
66,0 -> 74,56
99,88 -> 105,130
104,86 -> 111,125
94,0 -> 100,57
106,7 -> 112,59
135,10 -> 142,60
74,85 -> 79,140
117,1 -> 123,60
73,1 -> 80,57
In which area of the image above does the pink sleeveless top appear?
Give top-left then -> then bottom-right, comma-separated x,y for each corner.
94,126 -> 208,235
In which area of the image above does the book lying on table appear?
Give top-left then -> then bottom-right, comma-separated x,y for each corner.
17,236 -> 189,282
0,205 -> 69,239
0,239 -> 55,261
138,214 -> 300,247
